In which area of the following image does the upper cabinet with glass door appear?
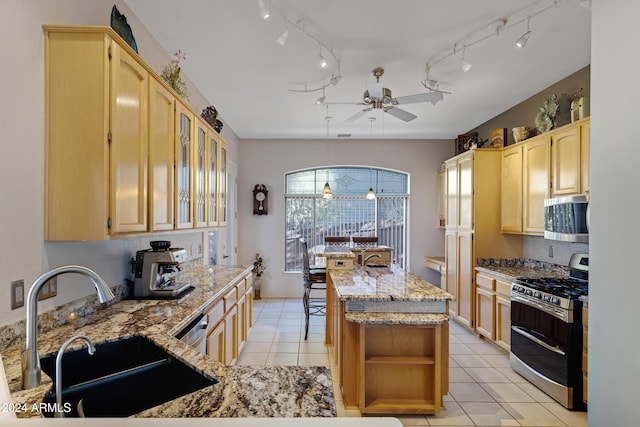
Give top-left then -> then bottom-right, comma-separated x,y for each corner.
218,138 -> 228,226
174,100 -> 194,229
207,129 -> 219,227
194,117 -> 208,228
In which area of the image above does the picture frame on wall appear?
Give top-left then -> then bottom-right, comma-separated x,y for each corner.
489,128 -> 507,148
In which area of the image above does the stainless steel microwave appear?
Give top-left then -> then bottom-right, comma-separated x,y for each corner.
543,195 -> 589,243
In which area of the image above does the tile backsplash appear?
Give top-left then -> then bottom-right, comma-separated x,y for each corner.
524,236 -> 589,266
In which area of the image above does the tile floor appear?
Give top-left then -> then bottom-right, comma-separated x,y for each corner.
238,298 -> 588,427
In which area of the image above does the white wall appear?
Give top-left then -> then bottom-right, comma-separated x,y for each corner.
236,138 -> 452,297
589,1 -> 640,425
0,0 -> 237,326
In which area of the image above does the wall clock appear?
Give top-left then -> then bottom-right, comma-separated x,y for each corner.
253,184 -> 268,215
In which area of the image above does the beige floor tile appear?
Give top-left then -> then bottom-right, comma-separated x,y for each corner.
541,401 -> 588,427
249,324 -> 279,334
242,341 -> 272,353
278,318 -> 303,326
298,353 -> 330,366
270,342 -> 299,353
427,401 -> 475,425
466,342 -> 505,355
272,332 -> 301,343
299,342 -> 329,354
464,367 -> 511,383
266,352 -> 298,365
514,382 -> 556,403
500,402 -> 565,426
455,334 -> 486,344
256,310 -> 280,319
246,330 -> 275,342
448,382 -> 495,402
458,402 -> 520,426
276,324 -> 301,333
235,352 -> 268,366
494,367 -> 529,383
449,367 -> 475,383
255,317 -> 280,325
449,343 -> 475,355
479,382 -> 538,403
303,332 -> 326,342
396,415 -> 429,425
479,354 -> 511,368
450,354 -> 493,368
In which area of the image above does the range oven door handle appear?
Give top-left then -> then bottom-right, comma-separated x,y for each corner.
511,325 -> 566,356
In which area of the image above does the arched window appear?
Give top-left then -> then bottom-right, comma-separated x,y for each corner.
284,166 -> 409,272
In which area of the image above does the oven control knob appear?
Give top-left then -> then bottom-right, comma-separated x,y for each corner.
543,295 -> 551,302
533,291 -> 542,299
551,297 -> 561,305
525,289 -> 533,296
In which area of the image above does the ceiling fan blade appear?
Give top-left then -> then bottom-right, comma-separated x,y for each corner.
384,106 -> 417,122
344,108 -> 372,123
366,81 -> 383,100
394,92 -> 444,105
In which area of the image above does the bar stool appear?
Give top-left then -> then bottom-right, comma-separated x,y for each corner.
300,238 -> 326,340
324,236 -> 350,246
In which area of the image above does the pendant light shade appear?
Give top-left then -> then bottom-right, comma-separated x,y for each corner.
322,182 -> 333,199
366,187 -> 376,200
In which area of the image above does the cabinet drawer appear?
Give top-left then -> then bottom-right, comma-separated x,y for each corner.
207,299 -> 225,327
327,258 -> 353,270
475,273 -> 495,291
224,287 -> 238,310
237,278 -> 247,295
496,279 -> 512,297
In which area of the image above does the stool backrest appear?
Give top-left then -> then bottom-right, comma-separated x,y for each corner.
300,238 -> 311,283
352,236 -> 378,247
324,236 -> 350,246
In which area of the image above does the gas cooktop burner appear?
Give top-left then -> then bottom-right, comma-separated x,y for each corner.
514,276 -> 588,299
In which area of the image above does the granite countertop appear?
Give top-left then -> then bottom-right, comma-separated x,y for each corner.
312,246 -> 355,259
474,258 -> 570,282
1,265 -> 335,418
331,265 -> 453,302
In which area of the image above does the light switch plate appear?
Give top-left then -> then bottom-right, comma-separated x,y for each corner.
11,280 -> 24,309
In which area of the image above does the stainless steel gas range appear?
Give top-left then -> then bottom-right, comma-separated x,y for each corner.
510,253 -> 588,411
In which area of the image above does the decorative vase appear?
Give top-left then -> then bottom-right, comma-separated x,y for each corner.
253,276 -> 262,300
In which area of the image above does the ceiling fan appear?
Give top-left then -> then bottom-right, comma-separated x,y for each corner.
341,67 -> 446,123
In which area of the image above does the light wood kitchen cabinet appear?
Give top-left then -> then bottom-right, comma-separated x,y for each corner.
207,130 -> 219,227
148,79 -> 175,232
206,322 -> 225,363
194,118 -> 208,228
437,170 -> 446,227
474,270 -> 512,352
523,135 -> 551,234
218,139 -> 228,226
501,144 -> 523,233
551,118 -> 590,196
174,100 -> 194,229
444,150 -> 522,328
45,27 -> 149,240
224,304 -> 239,365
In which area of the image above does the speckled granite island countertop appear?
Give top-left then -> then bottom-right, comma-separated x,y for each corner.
0,265 -> 335,418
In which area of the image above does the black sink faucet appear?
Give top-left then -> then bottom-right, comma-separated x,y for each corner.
21,265 -> 114,390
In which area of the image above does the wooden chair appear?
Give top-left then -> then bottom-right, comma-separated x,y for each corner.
352,236 -> 378,247
300,238 -> 326,340
324,236 -> 350,246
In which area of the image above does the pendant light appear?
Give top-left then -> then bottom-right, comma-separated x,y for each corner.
515,16 -> 532,48
322,109 -> 333,199
366,117 -> 376,200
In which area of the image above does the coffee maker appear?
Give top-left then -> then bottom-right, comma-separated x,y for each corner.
132,241 -> 192,299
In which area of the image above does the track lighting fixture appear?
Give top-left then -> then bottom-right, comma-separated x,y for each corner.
579,0 -> 591,9
258,0 -> 270,19
323,113 -> 333,199
316,87 -> 326,105
276,29 -> 288,46
515,16 -> 532,48
461,46 -> 472,72
318,52 -> 328,68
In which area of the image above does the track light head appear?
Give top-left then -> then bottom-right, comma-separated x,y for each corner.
316,95 -> 326,105
461,46 -> 472,72
515,31 -> 532,48
319,53 -> 328,68
276,29 -> 288,46
258,0 -> 270,19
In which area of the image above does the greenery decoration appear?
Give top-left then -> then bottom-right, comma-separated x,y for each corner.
161,50 -> 190,101
253,253 -> 266,277
535,93 -> 560,133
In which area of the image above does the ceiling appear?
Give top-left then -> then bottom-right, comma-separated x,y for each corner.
123,0 -> 591,140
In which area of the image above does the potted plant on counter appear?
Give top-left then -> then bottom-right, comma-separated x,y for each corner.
252,253 -> 266,300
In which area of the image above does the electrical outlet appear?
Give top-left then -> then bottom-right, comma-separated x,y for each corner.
548,246 -> 554,258
37,277 -> 58,301
11,280 -> 24,310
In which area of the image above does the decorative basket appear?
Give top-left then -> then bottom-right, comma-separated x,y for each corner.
512,126 -> 529,143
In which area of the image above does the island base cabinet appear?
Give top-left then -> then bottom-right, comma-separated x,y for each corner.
341,319 -> 448,415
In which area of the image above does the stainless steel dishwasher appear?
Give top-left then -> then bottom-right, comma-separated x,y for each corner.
175,312 -> 208,354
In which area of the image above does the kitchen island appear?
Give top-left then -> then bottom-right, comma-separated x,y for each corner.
316,247 -> 453,415
0,265 -> 335,418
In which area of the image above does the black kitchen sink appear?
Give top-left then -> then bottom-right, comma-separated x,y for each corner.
39,335 -> 216,417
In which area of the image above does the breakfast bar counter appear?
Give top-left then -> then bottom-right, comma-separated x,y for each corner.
316,246 -> 453,415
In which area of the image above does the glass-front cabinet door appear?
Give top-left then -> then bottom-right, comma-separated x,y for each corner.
219,140 -> 228,226
207,130 -> 218,227
175,101 -> 194,229
194,118 -> 207,228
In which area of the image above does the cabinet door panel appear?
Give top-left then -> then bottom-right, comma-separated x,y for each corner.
175,102 -> 194,229
148,79 -> 174,231
456,231 -> 474,328
523,137 -> 550,234
501,145 -> 523,233
445,160 -> 458,228
194,119 -> 207,227
445,231 -> 458,317
110,44 -> 148,234
206,322 -> 224,363
457,154 -> 473,230
224,305 -> 238,364
581,122 -> 590,194
207,131 -> 219,226
495,294 -> 511,352
219,141 -> 228,226
476,287 -> 495,340
552,126 -> 581,196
